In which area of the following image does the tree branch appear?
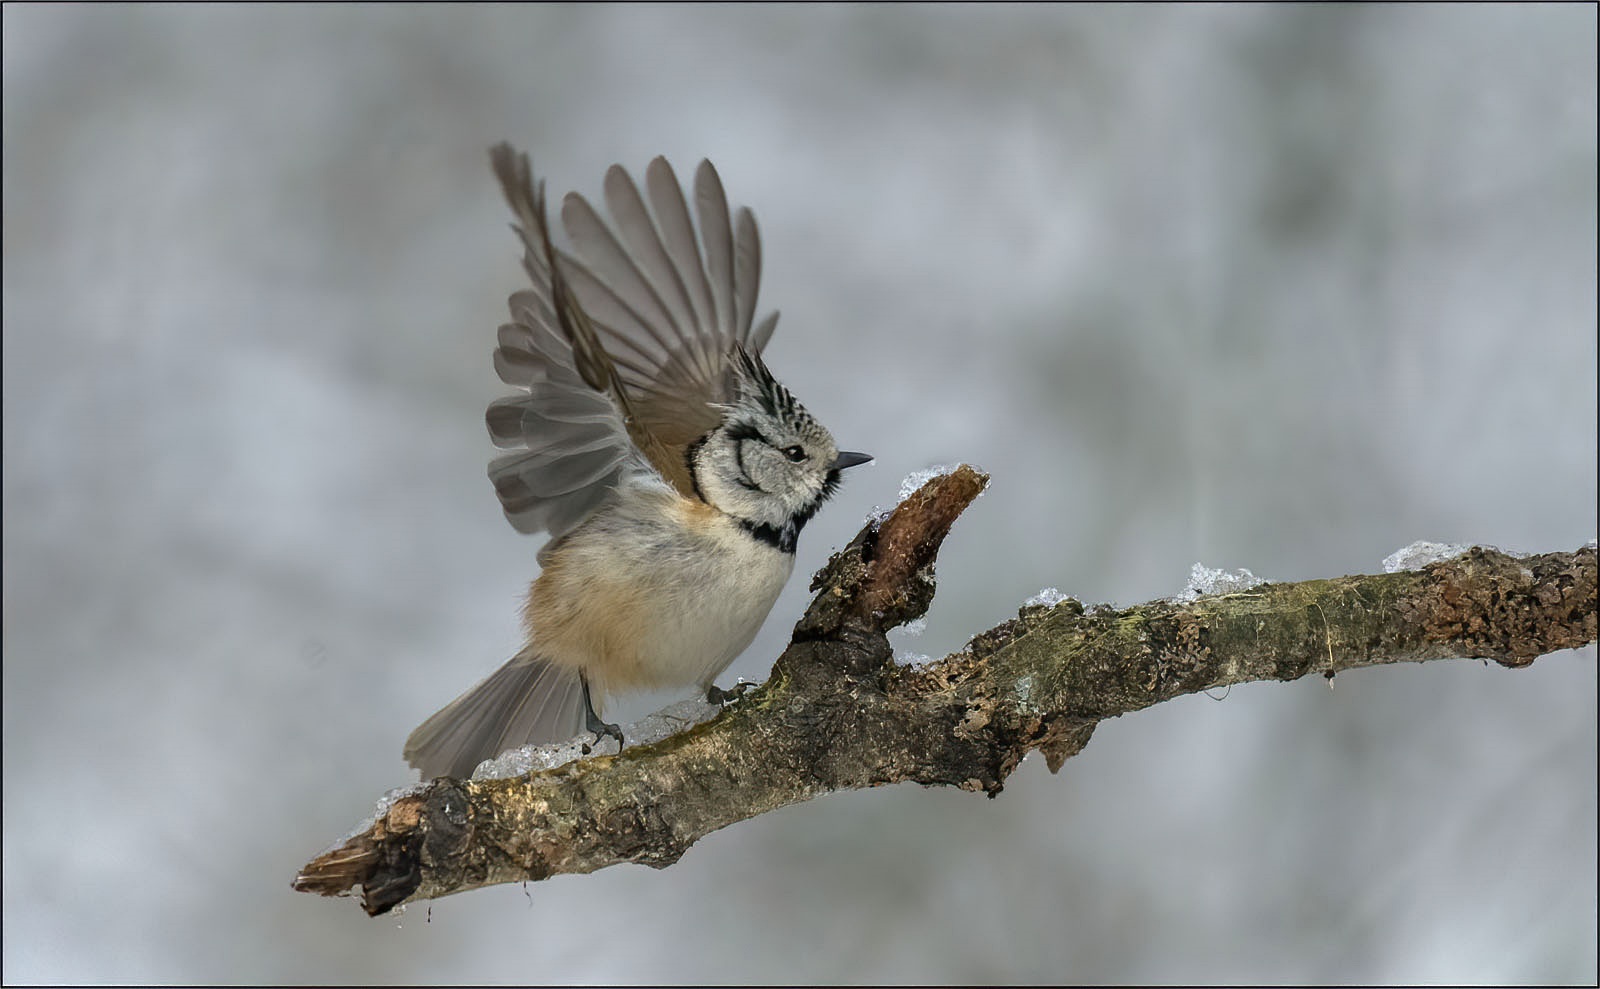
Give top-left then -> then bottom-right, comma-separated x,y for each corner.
293,465 -> 1597,915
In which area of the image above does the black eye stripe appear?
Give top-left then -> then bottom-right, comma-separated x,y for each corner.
729,420 -> 809,460
732,437 -> 763,492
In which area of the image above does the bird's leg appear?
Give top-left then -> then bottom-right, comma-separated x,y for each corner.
581,673 -> 624,754
705,679 -> 760,705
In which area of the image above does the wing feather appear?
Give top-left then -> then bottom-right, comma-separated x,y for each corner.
556,259 -> 680,373
749,310 -> 780,353
561,191 -> 684,355
602,164 -> 702,348
733,207 -> 761,339
492,445 -> 621,497
694,160 -> 738,351
646,158 -> 720,378
501,290 -> 673,397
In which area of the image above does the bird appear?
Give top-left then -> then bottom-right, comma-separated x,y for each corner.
403,144 -> 872,781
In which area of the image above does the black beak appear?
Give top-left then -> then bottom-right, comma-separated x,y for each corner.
831,451 -> 873,471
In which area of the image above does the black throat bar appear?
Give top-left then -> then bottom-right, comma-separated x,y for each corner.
738,518 -> 799,554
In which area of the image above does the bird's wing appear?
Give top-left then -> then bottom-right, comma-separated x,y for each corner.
486,145 -> 779,532
486,146 -> 651,539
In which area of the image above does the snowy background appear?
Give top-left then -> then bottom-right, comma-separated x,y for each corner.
4,5 -> 1595,984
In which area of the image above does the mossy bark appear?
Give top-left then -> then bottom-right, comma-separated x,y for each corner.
294,466 -> 1596,915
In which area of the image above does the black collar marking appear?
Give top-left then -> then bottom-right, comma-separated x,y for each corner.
738,518 -> 799,554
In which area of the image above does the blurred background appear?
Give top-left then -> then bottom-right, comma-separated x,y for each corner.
4,4 -> 1594,984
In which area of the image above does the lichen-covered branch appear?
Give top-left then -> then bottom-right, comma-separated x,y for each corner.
294,465 -> 1597,915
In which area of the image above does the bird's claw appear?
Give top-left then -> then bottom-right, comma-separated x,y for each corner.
706,679 -> 760,706
581,719 -> 625,755
581,673 -> 624,754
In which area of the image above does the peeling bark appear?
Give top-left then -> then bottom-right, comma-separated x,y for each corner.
293,466 -> 1597,915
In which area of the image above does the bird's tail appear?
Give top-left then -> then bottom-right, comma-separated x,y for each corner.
403,652 -> 590,780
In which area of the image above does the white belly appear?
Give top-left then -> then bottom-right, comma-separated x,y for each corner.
643,530 -> 792,688
527,487 -> 796,696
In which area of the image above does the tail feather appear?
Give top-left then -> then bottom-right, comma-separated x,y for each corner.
404,654 -> 589,780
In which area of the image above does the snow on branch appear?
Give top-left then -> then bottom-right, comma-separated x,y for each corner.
293,466 -> 1597,916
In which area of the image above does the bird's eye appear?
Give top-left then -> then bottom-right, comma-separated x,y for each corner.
781,444 -> 806,463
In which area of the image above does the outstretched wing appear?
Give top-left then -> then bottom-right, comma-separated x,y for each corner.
559,154 -> 779,451
485,144 -> 779,535
486,147 -> 644,541
483,288 -> 633,541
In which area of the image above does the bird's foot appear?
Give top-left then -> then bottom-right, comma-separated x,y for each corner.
581,674 -> 624,754
580,714 -> 625,755
705,679 -> 761,706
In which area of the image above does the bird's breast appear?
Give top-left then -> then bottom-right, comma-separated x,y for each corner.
525,491 -> 795,694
